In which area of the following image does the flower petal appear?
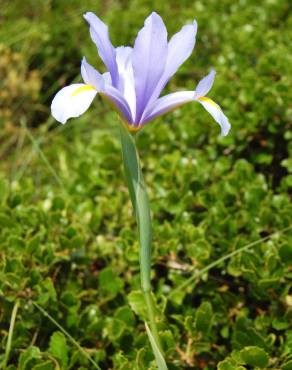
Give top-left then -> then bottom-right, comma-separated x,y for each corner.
51,84 -> 97,124
197,97 -> 231,136
83,12 -> 119,88
144,20 -> 197,112
132,12 -> 168,123
81,57 -> 133,123
141,90 -> 231,136
81,57 -> 105,90
101,85 -> 134,124
116,46 -> 136,119
194,69 -> 216,98
142,91 -> 194,123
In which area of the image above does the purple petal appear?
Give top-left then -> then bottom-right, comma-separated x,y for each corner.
142,91 -> 194,123
101,85 -> 134,124
194,69 -> 216,98
145,20 -> 197,111
132,12 -> 168,123
141,89 -> 231,137
84,12 -> 119,88
81,57 -> 133,123
81,57 -> 105,90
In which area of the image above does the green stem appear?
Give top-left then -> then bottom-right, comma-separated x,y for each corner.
144,291 -> 161,351
119,123 -> 163,353
32,301 -> 101,370
3,300 -> 20,369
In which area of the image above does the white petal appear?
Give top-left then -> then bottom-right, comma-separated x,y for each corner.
116,46 -> 136,120
197,96 -> 231,136
51,84 -> 97,124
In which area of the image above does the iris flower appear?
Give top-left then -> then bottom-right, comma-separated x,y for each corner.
51,12 -> 230,136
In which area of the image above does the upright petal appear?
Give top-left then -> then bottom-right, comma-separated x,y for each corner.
196,97 -> 231,136
81,57 -> 105,90
51,84 -> 97,124
132,12 -> 168,123
144,20 -> 198,112
194,69 -> 215,98
83,12 -> 119,88
115,46 -> 136,119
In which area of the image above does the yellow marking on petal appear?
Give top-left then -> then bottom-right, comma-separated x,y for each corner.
71,85 -> 95,97
198,96 -> 220,109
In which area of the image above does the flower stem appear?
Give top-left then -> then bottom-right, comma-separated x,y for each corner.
144,290 -> 162,350
119,123 -> 163,355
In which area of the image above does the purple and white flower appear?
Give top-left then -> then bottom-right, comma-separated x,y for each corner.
51,12 -> 230,136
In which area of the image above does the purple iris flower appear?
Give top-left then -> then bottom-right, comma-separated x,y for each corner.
51,12 -> 230,136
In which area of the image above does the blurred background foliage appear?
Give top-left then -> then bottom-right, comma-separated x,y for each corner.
0,0 -> 291,369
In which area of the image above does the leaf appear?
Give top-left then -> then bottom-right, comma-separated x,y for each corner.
232,317 -> 267,349
145,323 -> 168,370
282,360 -> 292,370
18,346 -> 41,370
32,361 -> 54,370
217,358 -> 245,370
127,290 -> 147,319
48,331 -> 69,368
240,346 -> 269,368
98,267 -> 124,295
195,301 -> 213,333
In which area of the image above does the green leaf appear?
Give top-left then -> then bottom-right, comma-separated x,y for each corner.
98,267 -> 124,295
145,323 -> 168,370
32,361 -> 54,370
282,360 -> 292,370
18,346 -> 41,370
127,290 -> 147,319
195,301 -> 213,333
217,358 -> 246,370
240,346 -> 269,368
48,331 -> 69,368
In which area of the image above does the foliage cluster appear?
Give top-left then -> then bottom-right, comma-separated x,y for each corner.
0,0 -> 291,369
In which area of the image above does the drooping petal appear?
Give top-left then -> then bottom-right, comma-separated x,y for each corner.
145,20 -> 198,110
196,97 -> 231,136
81,57 -> 105,90
142,91 -> 194,123
116,46 -> 136,119
51,84 -> 97,124
83,12 -> 119,88
132,12 -> 168,123
142,89 -> 230,136
194,69 -> 215,98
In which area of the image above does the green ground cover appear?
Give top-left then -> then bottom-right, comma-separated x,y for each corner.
0,0 -> 291,369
